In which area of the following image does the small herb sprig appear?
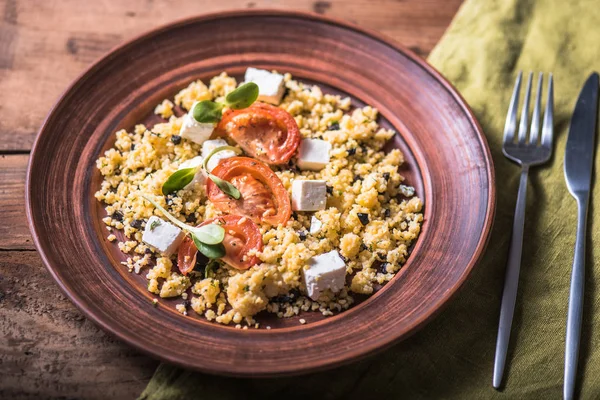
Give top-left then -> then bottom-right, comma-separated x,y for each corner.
161,146 -> 243,198
161,167 -> 197,195
143,195 -> 226,259
192,82 -> 259,124
203,146 -> 242,199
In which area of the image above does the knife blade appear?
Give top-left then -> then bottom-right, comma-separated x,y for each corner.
563,72 -> 599,400
565,73 -> 599,195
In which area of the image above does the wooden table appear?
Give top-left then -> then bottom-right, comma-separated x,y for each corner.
0,0 -> 463,398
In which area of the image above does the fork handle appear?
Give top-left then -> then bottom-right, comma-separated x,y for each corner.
493,166 -> 529,389
564,195 -> 589,400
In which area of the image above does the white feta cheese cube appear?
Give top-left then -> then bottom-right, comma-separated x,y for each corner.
310,216 -> 322,235
244,67 -> 286,105
142,216 -> 185,256
178,156 -> 206,187
179,103 -> 215,145
302,250 -> 347,300
201,138 -> 237,172
297,139 -> 331,171
291,180 -> 327,211
179,156 -> 203,170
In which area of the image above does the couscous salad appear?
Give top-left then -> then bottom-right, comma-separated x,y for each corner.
95,69 -> 423,328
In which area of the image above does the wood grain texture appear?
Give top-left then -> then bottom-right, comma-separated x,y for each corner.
26,10 -> 494,377
0,251 -> 158,400
0,154 -> 33,250
0,0 -> 462,151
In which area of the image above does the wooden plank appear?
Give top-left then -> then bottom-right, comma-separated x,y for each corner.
0,154 -> 33,250
0,0 -> 463,151
0,251 -> 159,400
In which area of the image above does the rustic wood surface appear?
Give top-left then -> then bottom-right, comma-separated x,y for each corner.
0,0 -> 463,398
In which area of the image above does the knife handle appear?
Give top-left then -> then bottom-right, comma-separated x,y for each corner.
564,196 -> 589,400
493,166 -> 529,389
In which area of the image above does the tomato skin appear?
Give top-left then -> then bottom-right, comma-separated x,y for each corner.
215,102 -> 300,165
207,157 -> 292,226
177,235 -> 198,275
210,215 -> 262,270
176,215 -> 262,273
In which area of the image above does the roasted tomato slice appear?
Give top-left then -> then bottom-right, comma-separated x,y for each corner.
215,102 -> 300,165
177,215 -> 262,272
177,236 -> 199,276
206,157 -> 292,226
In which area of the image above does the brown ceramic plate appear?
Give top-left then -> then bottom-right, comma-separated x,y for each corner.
26,10 -> 495,377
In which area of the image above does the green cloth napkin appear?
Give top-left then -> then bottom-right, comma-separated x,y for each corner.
139,0 -> 600,398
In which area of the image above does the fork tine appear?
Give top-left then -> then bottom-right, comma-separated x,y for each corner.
503,71 -> 522,144
541,73 -> 554,149
529,73 -> 543,145
518,72 -> 533,144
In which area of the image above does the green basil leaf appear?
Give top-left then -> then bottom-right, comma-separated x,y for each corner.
209,174 -> 241,200
161,167 -> 196,195
191,224 -> 225,245
225,82 -> 259,110
192,100 -> 224,124
192,235 -> 226,259
202,145 -> 243,172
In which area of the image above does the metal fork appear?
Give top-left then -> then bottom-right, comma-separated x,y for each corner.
492,71 -> 554,389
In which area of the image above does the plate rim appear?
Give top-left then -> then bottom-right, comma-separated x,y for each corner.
25,9 -> 496,376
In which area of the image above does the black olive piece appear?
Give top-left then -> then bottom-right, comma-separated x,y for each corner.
347,148 -> 356,156
357,212 -> 370,225
326,185 -> 333,195
185,214 -> 197,223
298,230 -> 307,241
272,288 -> 301,304
327,122 -> 340,131
171,135 -> 182,145
271,294 -> 292,303
380,262 -> 390,273
130,219 -> 144,229
130,144 -> 136,151
383,209 -> 391,218
377,252 -> 386,261
193,251 -> 210,273
111,211 -> 124,221
383,172 -> 390,180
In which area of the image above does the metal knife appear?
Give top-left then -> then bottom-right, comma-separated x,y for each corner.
564,72 -> 599,400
